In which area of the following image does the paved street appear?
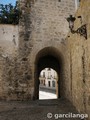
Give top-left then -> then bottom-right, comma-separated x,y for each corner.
0,91 -> 81,120
39,90 -> 57,99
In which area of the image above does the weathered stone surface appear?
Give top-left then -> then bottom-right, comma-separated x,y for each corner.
0,0 -> 75,100
0,0 -> 90,119
66,0 -> 90,119
17,0 -> 76,101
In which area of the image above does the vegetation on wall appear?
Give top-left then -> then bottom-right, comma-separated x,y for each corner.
0,1 -> 20,25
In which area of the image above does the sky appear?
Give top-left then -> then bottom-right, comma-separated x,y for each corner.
0,0 -> 16,5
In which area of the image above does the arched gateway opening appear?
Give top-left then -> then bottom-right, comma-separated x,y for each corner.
39,68 -> 58,99
34,47 -> 64,100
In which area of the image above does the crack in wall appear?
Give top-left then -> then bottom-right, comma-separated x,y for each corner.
70,50 -> 72,96
82,46 -> 85,84
82,46 -> 86,112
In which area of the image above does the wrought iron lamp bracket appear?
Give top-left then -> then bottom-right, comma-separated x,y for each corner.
71,24 -> 87,39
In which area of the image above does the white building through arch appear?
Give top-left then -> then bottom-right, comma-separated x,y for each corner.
39,68 -> 58,99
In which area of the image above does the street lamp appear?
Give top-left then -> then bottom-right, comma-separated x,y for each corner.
67,15 -> 87,39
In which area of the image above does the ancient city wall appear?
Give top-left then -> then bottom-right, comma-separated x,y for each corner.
0,24 -> 18,55
66,0 -> 90,119
1,0 -> 89,106
0,25 -> 19,100
18,0 -> 76,100
0,0 -> 90,119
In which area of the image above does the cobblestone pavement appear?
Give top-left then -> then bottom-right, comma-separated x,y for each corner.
0,98 -> 82,120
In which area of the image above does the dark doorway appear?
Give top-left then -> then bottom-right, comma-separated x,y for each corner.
34,47 -> 64,100
48,81 -> 50,87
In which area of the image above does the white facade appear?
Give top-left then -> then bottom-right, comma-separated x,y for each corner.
39,68 -> 58,90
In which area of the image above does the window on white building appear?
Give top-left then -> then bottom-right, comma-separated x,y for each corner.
48,72 -> 51,79
43,72 -> 45,77
52,81 -> 55,87
48,81 -> 51,87
43,80 -> 45,85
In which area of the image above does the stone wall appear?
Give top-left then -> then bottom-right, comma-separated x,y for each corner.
0,0 -> 90,119
0,24 -> 19,55
18,0 -> 76,100
0,25 -> 19,100
66,0 -> 90,119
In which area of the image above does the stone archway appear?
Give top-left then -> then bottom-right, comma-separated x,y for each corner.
34,47 -> 64,100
